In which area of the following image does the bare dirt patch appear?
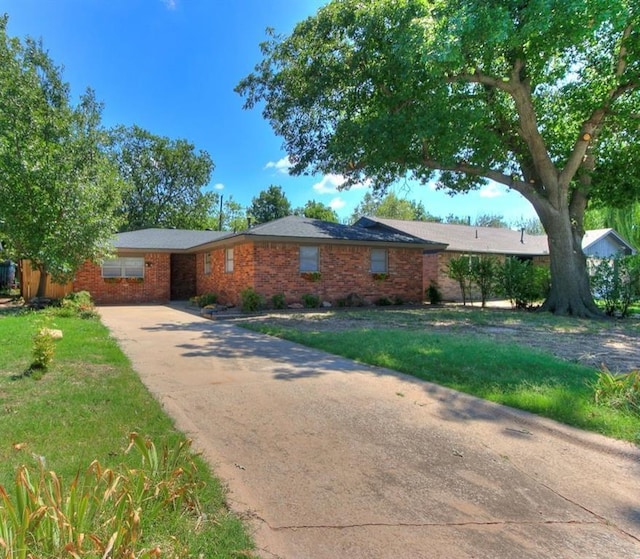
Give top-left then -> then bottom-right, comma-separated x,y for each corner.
240,305 -> 640,374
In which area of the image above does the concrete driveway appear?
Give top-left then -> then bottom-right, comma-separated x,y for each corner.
98,304 -> 640,559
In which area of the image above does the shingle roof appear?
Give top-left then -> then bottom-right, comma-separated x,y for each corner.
239,215 -> 444,247
114,228 -> 230,251
356,217 -> 549,256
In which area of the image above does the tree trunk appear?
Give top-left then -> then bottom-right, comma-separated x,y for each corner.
36,265 -> 49,299
538,212 -> 602,317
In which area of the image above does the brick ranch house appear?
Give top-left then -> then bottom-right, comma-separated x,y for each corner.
71,216 -> 446,306
354,217 -> 637,301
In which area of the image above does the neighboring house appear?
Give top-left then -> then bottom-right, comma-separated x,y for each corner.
582,228 -> 637,258
355,217 -> 550,301
71,216 -> 445,306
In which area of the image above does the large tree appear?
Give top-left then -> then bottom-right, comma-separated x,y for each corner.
0,17 -> 123,297
237,0 -> 640,316
248,185 -> 292,224
110,125 -> 215,231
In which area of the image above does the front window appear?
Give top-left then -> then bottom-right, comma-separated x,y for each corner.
204,252 -> 211,275
225,248 -> 234,273
370,248 -> 388,273
300,246 -> 319,272
102,257 -> 144,278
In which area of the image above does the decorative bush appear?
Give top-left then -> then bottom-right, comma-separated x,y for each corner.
240,287 -> 263,312
192,292 -> 218,308
426,282 -> 443,305
301,293 -> 321,308
55,291 -> 97,319
375,296 -> 393,306
271,293 -> 286,309
498,258 -> 550,309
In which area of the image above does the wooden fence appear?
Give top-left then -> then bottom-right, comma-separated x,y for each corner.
19,260 -> 73,302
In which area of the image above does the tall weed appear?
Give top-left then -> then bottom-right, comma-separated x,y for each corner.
0,434 -> 201,558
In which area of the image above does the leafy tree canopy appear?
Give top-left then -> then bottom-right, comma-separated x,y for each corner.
110,125 -> 215,231
248,185 -> 292,224
0,16 -> 124,295
350,192 -> 435,222
208,195 -> 249,232
295,200 -> 339,222
238,0 -> 640,316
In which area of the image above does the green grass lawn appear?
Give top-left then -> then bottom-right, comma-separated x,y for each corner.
242,310 -> 640,445
0,306 -> 254,557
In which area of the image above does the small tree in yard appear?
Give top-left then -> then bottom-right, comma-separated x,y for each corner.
447,256 -> 473,306
237,0 -> 640,317
0,17 -> 123,297
469,256 -> 499,308
590,254 -> 640,317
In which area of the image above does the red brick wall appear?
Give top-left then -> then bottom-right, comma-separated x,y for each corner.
195,241 -> 425,306
73,253 -> 171,304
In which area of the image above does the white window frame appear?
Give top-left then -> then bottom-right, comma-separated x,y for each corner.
370,248 -> 388,273
203,252 -> 211,275
101,257 -> 144,279
225,248 -> 234,273
300,246 -> 319,272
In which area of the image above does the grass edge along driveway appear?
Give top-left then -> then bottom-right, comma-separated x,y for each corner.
241,315 -> 640,445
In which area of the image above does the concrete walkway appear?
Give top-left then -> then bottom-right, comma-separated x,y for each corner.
98,304 -> 640,559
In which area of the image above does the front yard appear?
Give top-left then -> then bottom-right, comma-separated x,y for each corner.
0,304 -> 255,558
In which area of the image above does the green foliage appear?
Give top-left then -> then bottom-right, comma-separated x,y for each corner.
592,367 -> 640,416
30,328 -> 55,374
53,291 -> 97,319
0,18 -> 124,292
447,256 -> 473,305
469,256 -> 499,307
0,434 -> 203,558
301,293 -> 321,308
240,287 -> 264,312
375,296 -> 393,306
208,195 -> 249,232
271,293 -> 286,309
296,200 -> 339,222
191,292 -> 218,308
590,255 -> 640,317
350,192 -> 429,222
426,282 -> 443,305
110,125 -> 215,231
499,258 -> 550,309
248,185 -> 292,224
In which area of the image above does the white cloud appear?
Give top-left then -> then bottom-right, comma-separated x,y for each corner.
313,173 -> 370,194
264,156 -> 292,175
163,0 -> 177,9
213,183 -> 224,191
479,184 -> 504,199
329,197 -> 346,210
313,174 -> 344,194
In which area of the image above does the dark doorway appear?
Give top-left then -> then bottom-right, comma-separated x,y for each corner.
170,253 -> 196,300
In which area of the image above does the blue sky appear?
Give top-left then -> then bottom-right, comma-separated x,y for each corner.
3,0 -> 537,224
